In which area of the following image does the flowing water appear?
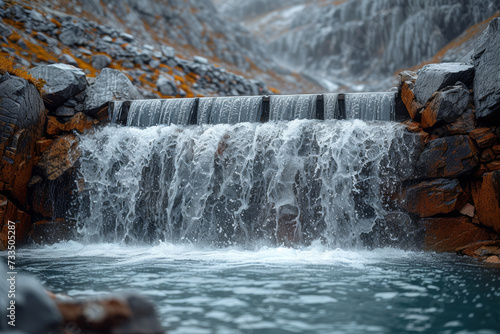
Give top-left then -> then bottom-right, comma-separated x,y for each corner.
14,242 -> 500,334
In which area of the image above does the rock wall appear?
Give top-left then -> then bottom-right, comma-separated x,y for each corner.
397,18 -> 500,263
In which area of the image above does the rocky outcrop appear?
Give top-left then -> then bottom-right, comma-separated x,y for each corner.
83,68 -> 143,116
414,63 -> 474,105
421,85 -> 470,129
36,134 -> 81,181
473,171 -> 500,234
473,18 -> 500,122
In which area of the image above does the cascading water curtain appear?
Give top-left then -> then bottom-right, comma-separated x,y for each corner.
76,119 -> 418,247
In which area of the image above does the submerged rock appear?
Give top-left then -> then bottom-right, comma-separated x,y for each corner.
414,63 -> 474,105
473,18 -> 500,123
30,63 -> 87,109
83,68 -> 143,116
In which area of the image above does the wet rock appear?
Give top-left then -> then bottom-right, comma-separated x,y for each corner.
91,54 -> 112,70
416,135 -> 478,178
83,68 -> 143,116
400,81 -> 423,121
423,216 -> 493,252
485,255 -> 500,264
36,134 -> 81,181
0,270 -> 62,333
46,112 -> 95,135
430,108 -> 476,137
0,73 -> 45,204
402,178 -> 468,218
456,240 -> 500,257
473,18 -> 500,123
0,195 -> 31,250
36,138 -> 53,156
414,63 -> 474,105
469,127 -> 496,149
31,219 -> 75,244
55,105 -> 76,117
421,85 -> 470,129
473,171 -> 500,233
30,64 -> 87,109
57,294 -> 164,334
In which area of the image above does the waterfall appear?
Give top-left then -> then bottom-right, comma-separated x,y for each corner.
344,93 -> 395,121
198,96 -> 263,124
76,119 -> 418,247
323,93 -> 340,120
269,94 -> 317,121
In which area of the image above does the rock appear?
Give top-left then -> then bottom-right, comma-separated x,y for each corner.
30,64 -> 87,109
91,54 -> 112,70
54,105 -> 76,117
46,112 -> 95,135
31,219 -> 75,244
83,68 -> 143,116
430,108 -> 476,137
469,127 -> 496,148
423,216 -> 493,252
485,255 -> 500,264
56,294 -> 164,334
402,178 -> 468,217
157,75 -> 178,96
459,203 -> 475,217
399,70 -> 417,84
161,46 -> 175,58
58,23 -> 86,46
0,21 -> 12,37
36,134 -> 81,181
36,138 -> 53,156
414,63 -> 474,105
421,85 -> 470,128
0,195 -> 31,250
58,53 -> 78,67
416,135 -> 479,178
473,18 -> 500,122
493,144 -> 500,155
0,271 -> 62,333
0,73 -> 45,204
400,81 -> 423,121
194,55 -> 209,64
486,160 -> 500,172
456,240 -> 500,257
473,171 -> 500,233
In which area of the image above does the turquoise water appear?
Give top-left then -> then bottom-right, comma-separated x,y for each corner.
14,242 -> 500,334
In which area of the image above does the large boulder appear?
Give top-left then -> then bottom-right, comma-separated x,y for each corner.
83,68 -> 143,116
423,216 -> 494,252
473,18 -> 500,122
416,135 -> 478,178
0,73 -> 45,204
30,64 -> 87,109
401,178 -> 468,217
421,85 -> 470,129
473,171 -> 500,233
414,63 -> 474,105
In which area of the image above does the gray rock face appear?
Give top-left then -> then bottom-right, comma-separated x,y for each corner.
473,18 -> 500,122
421,85 -> 470,128
84,68 -> 143,116
30,63 -> 87,109
156,76 -> 177,96
414,63 -> 474,105
91,54 -> 112,70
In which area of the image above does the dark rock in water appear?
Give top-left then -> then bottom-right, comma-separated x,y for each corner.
91,54 -> 112,70
414,63 -> 474,105
83,68 -> 143,116
423,216 -> 493,252
0,73 -> 45,205
472,170 -> 500,234
473,18 -> 500,123
30,64 -> 87,109
402,178 -> 467,218
421,85 -> 470,128
0,268 -> 62,333
58,23 -> 87,46
157,75 -> 178,96
416,135 -> 478,178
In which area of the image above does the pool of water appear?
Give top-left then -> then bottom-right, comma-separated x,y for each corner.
11,242 -> 500,334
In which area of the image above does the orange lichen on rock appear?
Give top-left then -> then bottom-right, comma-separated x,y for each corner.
36,134 -> 81,181
0,57 -> 45,91
46,113 -> 97,136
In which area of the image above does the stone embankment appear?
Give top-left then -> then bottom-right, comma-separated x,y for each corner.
397,18 -> 500,263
